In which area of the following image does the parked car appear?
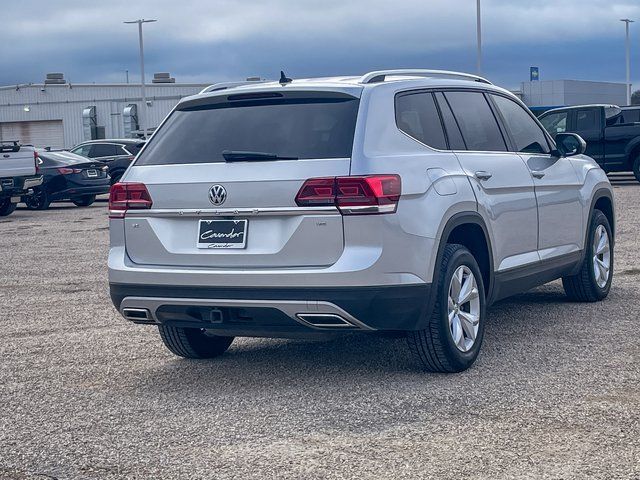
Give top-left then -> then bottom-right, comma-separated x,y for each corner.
0,141 -> 43,216
22,149 -> 110,210
108,70 -> 615,373
539,104 -> 640,182
70,139 -> 145,185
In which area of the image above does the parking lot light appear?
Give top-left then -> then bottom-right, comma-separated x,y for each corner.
124,18 -> 157,139
621,19 -> 634,105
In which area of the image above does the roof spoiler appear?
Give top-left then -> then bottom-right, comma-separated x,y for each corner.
199,79 -> 271,94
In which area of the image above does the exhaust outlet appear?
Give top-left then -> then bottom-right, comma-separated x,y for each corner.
121,308 -> 155,324
296,313 -> 355,328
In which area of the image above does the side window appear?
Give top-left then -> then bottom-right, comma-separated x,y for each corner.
491,94 -> 550,154
71,145 -> 91,157
444,91 -> 507,152
89,143 -> 118,158
395,92 -> 447,149
117,145 -> 131,156
434,92 -> 466,149
126,143 -> 144,155
539,112 -> 568,136
576,109 -> 599,131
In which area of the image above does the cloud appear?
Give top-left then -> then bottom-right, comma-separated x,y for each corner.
2,0 -> 640,88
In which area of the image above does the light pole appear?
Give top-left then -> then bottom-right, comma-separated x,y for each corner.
476,0 -> 482,75
124,18 -> 157,138
621,19 -> 634,105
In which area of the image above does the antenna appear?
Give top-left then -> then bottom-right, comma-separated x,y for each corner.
279,71 -> 292,85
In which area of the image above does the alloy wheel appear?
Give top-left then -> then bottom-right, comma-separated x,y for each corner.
448,265 -> 481,352
593,224 -> 611,289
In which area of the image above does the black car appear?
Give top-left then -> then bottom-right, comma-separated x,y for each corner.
539,104 -> 640,182
22,150 -> 111,210
70,139 -> 145,184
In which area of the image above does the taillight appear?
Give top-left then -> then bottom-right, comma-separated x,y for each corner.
295,175 -> 401,214
57,167 -> 82,175
34,151 -> 40,174
108,182 -> 153,218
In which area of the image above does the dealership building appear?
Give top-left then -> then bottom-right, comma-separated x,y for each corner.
0,73 -> 208,149
0,73 -> 631,149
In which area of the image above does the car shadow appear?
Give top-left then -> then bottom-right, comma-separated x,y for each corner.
128,282 -> 602,396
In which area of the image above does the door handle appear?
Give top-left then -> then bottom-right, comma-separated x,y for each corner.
531,171 -> 545,179
474,171 -> 493,181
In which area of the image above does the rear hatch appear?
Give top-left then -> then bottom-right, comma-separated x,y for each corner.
122,89 -> 361,268
1,143 -> 35,177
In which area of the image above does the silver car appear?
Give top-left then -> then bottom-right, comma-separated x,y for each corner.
108,69 -> 614,372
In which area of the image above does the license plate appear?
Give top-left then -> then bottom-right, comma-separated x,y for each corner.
197,219 -> 248,249
86,169 -> 98,177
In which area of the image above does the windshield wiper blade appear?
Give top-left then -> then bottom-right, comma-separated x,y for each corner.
222,150 -> 298,162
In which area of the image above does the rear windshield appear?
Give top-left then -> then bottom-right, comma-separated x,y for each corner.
136,93 -> 360,165
37,151 -> 89,165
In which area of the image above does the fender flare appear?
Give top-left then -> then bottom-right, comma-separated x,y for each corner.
416,212 -> 495,330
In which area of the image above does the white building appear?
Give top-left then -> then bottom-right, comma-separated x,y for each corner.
0,74 -> 208,149
520,79 -> 628,110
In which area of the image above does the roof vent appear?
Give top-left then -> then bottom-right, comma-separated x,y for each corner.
44,73 -> 66,85
152,72 -> 175,84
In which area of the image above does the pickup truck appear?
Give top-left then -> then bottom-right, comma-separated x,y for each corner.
0,141 -> 43,216
539,104 -> 640,181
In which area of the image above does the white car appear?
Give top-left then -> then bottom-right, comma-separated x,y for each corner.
0,141 -> 43,216
108,70 -> 614,372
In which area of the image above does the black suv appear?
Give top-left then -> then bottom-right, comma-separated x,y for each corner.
70,139 -> 145,184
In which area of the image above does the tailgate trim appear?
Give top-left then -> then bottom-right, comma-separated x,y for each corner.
125,206 -> 340,218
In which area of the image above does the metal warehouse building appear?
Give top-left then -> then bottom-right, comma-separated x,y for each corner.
520,79 -> 628,111
0,73 -> 208,149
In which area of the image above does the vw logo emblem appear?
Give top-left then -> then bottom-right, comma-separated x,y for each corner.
208,185 -> 227,206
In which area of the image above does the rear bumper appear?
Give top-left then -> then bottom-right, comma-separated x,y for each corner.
110,283 -> 431,335
49,184 -> 110,201
0,175 -> 43,199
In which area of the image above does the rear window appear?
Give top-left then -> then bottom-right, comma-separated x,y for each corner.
37,151 -> 88,165
395,91 -> 447,149
136,93 -> 360,165
126,143 -> 145,155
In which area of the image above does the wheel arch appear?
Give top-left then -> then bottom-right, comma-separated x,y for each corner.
434,212 -> 495,302
590,188 -> 615,241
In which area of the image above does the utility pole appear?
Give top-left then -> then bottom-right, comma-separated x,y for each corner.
621,19 -> 634,105
476,0 -> 482,75
124,19 -> 157,138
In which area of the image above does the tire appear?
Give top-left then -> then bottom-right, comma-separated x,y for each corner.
633,155 -> 640,183
72,195 -> 96,207
23,188 -> 50,210
158,325 -> 234,359
407,244 -> 486,373
0,199 -> 17,217
562,209 -> 613,302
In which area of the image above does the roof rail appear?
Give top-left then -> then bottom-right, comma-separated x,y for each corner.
359,69 -> 492,85
199,79 -> 270,94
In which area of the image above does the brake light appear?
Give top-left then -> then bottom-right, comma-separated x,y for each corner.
34,151 -> 40,174
57,167 -> 82,175
295,175 -> 401,214
109,182 -> 153,218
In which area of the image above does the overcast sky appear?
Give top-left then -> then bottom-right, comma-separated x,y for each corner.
4,0 -> 640,89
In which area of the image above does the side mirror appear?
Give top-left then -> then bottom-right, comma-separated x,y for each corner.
554,133 -> 586,157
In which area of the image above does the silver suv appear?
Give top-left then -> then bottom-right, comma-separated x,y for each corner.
108,69 -> 615,372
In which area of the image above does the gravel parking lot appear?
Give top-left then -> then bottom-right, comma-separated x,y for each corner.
1,180 -> 639,480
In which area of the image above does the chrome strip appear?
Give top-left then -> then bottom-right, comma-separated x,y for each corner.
296,313 -> 355,328
119,296 -> 374,331
125,206 -> 340,218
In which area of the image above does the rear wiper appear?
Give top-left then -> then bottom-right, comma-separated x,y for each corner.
222,150 -> 298,162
